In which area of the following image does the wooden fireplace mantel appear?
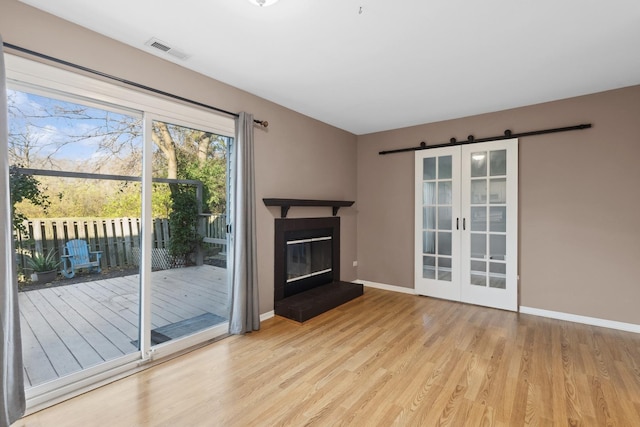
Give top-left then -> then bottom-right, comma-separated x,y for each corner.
263,198 -> 354,218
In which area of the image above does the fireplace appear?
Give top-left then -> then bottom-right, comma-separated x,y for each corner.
274,217 -> 363,322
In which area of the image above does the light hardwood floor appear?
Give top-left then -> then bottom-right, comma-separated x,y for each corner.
14,287 -> 640,426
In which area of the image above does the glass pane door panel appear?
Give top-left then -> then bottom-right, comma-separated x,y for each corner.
471,152 -> 487,177
423,231 -> 436,254
438,207 -> 452,230
9,88 -> 142,388
438,257 -> 452,281
471,260 -> 486,274
423,157 -> 436,180
438,181 -> 452,204
423,256 -> 436,279
150,120 -> 230,346
489,207 -> 506,232
470,206 -> 487,231
438,232 -> 452,256
489,262 -> 506,288
490,178 -> 507,203
489,276 -> 506,289
470,234 -> 487,259
489,235 -> 506,261
423,182 -> 436,204
490,150 -> 507,176
470,180 -> 487,204
438,156 -> 452,179
423,206 -> 436,229
471,274 -> 486,286
490,262 -> 506,275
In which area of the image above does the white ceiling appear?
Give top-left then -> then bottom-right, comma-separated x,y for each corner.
20,0 -> 640,135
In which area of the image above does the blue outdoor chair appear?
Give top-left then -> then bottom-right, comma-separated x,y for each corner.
61,239 -> 102,279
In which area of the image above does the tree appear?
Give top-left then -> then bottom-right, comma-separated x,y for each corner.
8,88 -> 229,220
9,166 -> 50,236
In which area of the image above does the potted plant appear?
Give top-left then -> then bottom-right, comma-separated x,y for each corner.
27,251 -> 60,283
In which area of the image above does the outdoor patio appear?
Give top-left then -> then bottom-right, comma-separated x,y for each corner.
19,264 -> 229,388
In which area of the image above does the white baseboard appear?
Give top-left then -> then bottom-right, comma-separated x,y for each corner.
356,279 -> 416,295
355,279 -> 639,334
260,311 -> 275,322
520,306 -> 640,334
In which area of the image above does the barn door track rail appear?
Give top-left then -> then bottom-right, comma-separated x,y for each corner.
378,123 -> 592,155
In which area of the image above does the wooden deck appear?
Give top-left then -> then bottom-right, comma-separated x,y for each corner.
19,264 -> 229,388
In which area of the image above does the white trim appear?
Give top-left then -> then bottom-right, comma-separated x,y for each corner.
357,279 -> 416,295
25,358 -> 142,415
520,306 -> 640,334
260,310 -> 275,321
356,281 -> 640,334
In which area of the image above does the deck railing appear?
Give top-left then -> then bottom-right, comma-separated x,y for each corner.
15,214 -> 227,273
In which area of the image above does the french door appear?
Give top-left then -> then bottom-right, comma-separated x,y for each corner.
414,139 -> 518,311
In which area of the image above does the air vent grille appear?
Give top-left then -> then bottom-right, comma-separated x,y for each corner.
150,41 -> 171,52
144,38 -> 190,61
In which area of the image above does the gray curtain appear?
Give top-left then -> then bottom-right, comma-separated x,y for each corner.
228,112 -> 260,334
0,36 -> 26,427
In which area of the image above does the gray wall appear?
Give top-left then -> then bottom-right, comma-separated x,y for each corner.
357,85 -> 640,325
3,0 -> 640,325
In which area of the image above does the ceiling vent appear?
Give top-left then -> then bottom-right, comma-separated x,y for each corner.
145,38 -> 190,61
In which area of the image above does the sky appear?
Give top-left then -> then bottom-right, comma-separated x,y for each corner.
7,88 -> 143,170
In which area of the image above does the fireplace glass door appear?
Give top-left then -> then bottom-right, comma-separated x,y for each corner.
284,234 -> 334,298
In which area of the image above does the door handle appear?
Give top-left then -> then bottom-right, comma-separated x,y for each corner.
463,218 -> 466,230
456,218 -> 459,230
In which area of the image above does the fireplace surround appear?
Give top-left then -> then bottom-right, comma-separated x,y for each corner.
274,217 -> 363,322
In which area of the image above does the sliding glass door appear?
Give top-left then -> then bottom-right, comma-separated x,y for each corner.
8,86 -> 144,389
148,119 -> 230,349
6,54 -> 234,408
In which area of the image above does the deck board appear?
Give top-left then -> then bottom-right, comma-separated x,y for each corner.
23,290 -> 105,369
19,293 -> 82,378
19,311 -> 58,388
52,286 -> 134,355
19,264 -> 229,388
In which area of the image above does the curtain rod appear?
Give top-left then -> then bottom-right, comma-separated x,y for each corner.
379,123 -> 592,155
2,42 -> 269,128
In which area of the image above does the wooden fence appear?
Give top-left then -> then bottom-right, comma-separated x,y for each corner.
15,214 -> 227,273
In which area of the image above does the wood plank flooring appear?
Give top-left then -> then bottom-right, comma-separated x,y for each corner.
19,265 -> 228,388
14,287 -> 640,426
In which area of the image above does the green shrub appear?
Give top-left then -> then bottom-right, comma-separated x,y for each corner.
168,187 -> 202,266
